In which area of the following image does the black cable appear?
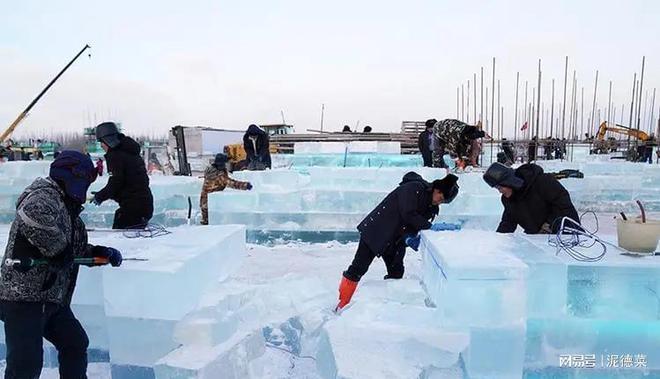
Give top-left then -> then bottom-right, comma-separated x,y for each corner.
122,223 -> 172,239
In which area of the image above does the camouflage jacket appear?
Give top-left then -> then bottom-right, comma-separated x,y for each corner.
0,177 -> 93,305
202,166 -> 250,194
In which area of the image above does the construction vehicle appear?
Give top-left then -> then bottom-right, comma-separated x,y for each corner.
592,122 -> 650,159
1,44 -> 91,144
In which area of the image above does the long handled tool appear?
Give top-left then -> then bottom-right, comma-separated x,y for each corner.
4,257 -> 148,270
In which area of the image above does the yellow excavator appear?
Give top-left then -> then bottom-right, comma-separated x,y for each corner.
592,121 -> 650,158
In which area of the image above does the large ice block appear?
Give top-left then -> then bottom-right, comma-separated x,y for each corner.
420,230 -> 529,379
317,280 -> 469,379
293,141 -> 401,154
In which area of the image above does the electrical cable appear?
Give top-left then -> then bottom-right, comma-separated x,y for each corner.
122,223 -> 171,239
547,212 -> 610,262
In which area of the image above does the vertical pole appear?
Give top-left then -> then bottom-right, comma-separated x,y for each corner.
491,57 -> 496,163
643,90 -> 649,133
320,103 -> 325,131
650,88 -> 656,134
637,56 -> 646,130
473,73 -> 477,123
467,80 -> 471,124
461,84 -> 465,121
535,59 -> 542,142
524,80 -> 529,138
580,87 -> 584,140
628,74 -> 637,153
607,81 -> 612,123
550,79 -> 555,139
514,72 -> 520,142
561,56 -> 568,139
568,71 -> 576,141
590,70 -> 599,136
497,79 -> 501,141
457,85 -> 462,121
480,67 -> 484,123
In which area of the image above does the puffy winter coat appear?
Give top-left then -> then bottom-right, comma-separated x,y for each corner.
357,172 -> 438,255
497,164 -> 579,234
95,135 -> 153,210
243,125 -> 272,169
418,130 -> 433,166
0,178 -> 93,305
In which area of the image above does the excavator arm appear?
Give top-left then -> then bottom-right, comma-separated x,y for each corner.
596,122 -> 649,141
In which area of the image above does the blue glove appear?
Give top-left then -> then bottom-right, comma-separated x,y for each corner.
430,222 -> 462,232
246,183 -> 253,190
93,246 -> 123,267
404,234 -> 421,251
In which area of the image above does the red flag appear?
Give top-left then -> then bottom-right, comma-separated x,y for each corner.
520,121 -> 528,131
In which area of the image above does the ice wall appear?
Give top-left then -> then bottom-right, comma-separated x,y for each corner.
0,225 -> 246,379
420,230 -> 660,378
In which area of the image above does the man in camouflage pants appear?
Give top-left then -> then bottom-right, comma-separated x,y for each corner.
200,153 -> 253,225
432,119 -> 485,168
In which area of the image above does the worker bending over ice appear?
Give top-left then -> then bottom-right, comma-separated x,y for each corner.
200,153 -> 253,225
336,172 -> 461,312
483,162 -> 580,234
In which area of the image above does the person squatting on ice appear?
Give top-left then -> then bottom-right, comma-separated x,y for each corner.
200,153 -> 253,225
0,151 -> 123,379
335,172 -> 461,312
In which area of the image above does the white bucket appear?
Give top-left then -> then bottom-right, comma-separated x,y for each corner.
616,218 -> 660,255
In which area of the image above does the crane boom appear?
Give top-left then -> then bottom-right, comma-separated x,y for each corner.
1,44 -> 91,143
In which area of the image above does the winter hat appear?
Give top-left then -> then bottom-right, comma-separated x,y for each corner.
95,122 -> 121,149
483,162 -> 524,190
213,153 -> 229,168
432,174 -> 459,204
425,119 -> 437,129
49,150 -> 97,203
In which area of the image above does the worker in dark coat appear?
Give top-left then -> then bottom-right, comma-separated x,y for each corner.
335,172 -> 461,311
91,122 -> 154,229
0,151 -> 122,379
483,162 -> 580,234
418,119 -> 435,167
243,124 -> 271,170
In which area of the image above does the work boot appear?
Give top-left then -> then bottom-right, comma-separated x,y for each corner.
335,275 -> 358,312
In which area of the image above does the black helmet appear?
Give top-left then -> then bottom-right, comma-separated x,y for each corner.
95,122 -> 121,149
432,174 -> 459,204
483,162 -> 524,189
212,153 -> 228,168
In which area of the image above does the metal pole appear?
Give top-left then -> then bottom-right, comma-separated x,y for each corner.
514,72 -> 520,142
473,73 -> 477,123
561,56 -> 568,140
590,70 -> 599,136
524,80 -> 528,137
461,84 -> 465,121
480,67 -> 484,123
550,79 -> 555,138
607,81 -> 612,123
568,71 -> 576,141
455,85 -> 461,122
536,59 -> 542,142
643,90 -> 649,134
491,57 -> 496,163
467,80 -> 471,124
580,87 -> 584,140
637,56 -> 646,130
628,74 -> 637,153
497,79 -> 501,141
650,88 -> 656,134
320,103 -> 325,131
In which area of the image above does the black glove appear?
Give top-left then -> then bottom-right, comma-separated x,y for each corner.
91,245 -> 123,267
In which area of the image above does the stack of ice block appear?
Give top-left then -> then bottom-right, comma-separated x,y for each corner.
421,230 -> 660,378
317,279 -> 469,379
0,225 -> 247,379
293,141 -> 401,155
420,230 -> 528,378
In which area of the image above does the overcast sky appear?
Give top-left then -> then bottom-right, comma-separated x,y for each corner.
1,0 -> 659,138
